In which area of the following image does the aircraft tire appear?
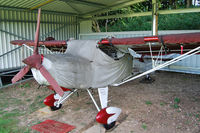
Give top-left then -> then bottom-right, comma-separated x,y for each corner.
50,104 -> 62,111
103,121 -> 116,130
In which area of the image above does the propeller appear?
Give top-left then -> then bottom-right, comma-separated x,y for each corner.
12,9 -> 64,97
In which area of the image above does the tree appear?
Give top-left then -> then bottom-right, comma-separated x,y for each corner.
92,0 -> 199,32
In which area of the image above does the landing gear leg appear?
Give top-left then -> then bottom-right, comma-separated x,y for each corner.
44,89 -> 77,111
87,87 -> 121,130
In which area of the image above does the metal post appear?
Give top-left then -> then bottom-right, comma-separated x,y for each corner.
0,76 -> 3,88
152,0 -> 158,36
145,0 -> 158,80
87,89 -> 100,112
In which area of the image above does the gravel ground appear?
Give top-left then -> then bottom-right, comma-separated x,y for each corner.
1,71 -> 200,133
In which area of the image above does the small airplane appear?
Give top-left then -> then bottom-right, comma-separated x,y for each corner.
10,9 -> 200,130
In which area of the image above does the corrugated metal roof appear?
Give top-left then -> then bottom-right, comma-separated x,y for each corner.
0,0 -> 47,9
0,0 -> 146,16
42,1 -> 77,13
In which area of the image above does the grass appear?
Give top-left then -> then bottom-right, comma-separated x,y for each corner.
21,92 -> 26,96
174,97 -> 180,104
184,120 -> 190,125
0,111 -> 7,115
0,118 -> 13,133
141,123 -> 147,130
73,107 -> 81,111
196,113 -> 200,118
28,95 -> 46,113
0,98 -> 23,109
172,104 -> 180,109
0,110 -> 24,133
20,83 -> 31,88
86,102 -> 92,105
160,102 -> 166,106
171,97 -> 180,109
0,96 -> 44,132
26,99 -> 32,102
145,101 -> 152,105
0,82 -> 49,132
188,113 -> 193,117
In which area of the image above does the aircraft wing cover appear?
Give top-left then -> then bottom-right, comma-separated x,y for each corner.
40,40 -> 132,89
99,32 -> 200,45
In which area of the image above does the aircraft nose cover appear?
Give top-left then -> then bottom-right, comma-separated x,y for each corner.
40,40 -> 132,89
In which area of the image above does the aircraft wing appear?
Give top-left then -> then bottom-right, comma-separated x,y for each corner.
10,40 -> 67,47
98,32 -> 200,54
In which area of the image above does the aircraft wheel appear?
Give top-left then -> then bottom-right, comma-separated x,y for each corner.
103,121 -> 116,130
50,104 -> 62,111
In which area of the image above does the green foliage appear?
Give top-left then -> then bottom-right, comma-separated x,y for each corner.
20,83 -> 31,88
0,111 -> 21,133
174,97 -> 180,104
173,104 -> 179,109
95,1 -> 200,32
160,102 -> 166,106
195,114 -> 200,118
158,13 -> 200,30
99,13 -> 200,32
0,118 -> 12,133
141,123 -> 147,130
145,101 -> 152,105
171,97 -> 181,109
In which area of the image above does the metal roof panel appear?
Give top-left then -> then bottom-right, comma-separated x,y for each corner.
0,0 -> 146,16
42,1 -> 77,14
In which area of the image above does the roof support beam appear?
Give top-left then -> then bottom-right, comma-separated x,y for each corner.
59,0 -> 106,8
82,0 -> 146,17
158,7 -> 200,14
65,2 -> 81,14
0,6 -> 78,16
30,0 -> 55,10
83,7 -> 200,20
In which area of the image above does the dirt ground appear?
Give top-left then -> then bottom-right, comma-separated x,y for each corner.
1,71 -> 200,133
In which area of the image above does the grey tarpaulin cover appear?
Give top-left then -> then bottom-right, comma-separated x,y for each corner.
32,40 -> 132,89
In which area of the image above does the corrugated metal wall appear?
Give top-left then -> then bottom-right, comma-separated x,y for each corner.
0,9 -> 79,72
79,30 -> 200,74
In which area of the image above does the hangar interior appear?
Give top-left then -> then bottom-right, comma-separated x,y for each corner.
0,0 -> 200,87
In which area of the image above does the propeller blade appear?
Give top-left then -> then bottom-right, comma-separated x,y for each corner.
39,65 -> 64,97
33,8 -> 41,55
22,54 -> 41,68
12,66 -> 31,83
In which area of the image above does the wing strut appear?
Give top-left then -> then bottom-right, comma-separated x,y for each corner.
114,45 -> 200,86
